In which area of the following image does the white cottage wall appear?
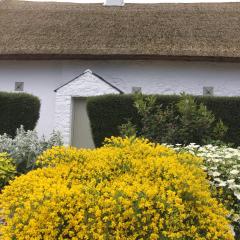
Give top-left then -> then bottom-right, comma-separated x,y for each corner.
0,61 -> 65,137
0,60 -> 240,139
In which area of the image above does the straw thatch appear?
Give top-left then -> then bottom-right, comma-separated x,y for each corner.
1,0 -> 240,60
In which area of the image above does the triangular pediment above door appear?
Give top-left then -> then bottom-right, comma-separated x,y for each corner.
55,69 -> 123,96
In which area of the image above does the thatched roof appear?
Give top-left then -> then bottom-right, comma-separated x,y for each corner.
1,0 -> 240,61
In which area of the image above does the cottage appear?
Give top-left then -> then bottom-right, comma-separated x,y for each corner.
1,0 -> 240,147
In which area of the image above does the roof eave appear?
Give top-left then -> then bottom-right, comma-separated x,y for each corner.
0,54 -> 240,63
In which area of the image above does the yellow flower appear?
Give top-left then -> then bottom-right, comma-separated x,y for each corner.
0,137 -> 234,239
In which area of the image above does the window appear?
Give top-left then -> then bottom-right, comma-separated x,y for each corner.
132,86 -> 142,94
15,82 -> 24,92
203,86 -> 214,96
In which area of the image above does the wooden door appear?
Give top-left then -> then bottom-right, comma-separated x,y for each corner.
72,98 -> 95,148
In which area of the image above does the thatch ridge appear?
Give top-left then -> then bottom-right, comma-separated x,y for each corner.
1,0 -> 240,60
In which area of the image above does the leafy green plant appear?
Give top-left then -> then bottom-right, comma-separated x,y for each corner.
134,94 -> 179,143
0,152 -> 16,190
176,94 -> 227,144
119,120 -> 137,138
120,93 -> 227,145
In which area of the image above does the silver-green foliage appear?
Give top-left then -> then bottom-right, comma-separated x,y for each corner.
0,126 -> 63,173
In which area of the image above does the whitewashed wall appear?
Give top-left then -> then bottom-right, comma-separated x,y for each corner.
0,59 -> 240,138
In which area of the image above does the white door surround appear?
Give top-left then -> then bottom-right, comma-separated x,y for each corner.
54,69 -> 122,145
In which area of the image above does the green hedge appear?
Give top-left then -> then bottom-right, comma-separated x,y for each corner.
87,94 -> 240,147
0,92 -> 40,136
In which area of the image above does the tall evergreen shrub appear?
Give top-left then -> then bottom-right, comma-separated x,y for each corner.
0,92 -> 40,136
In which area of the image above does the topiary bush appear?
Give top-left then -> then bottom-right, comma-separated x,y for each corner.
0,92 -> 40,136
0,138 -> 233,239
87,95 -> 142,147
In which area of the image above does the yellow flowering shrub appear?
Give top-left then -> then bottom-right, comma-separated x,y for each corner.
0,152 -> 16,189
0,137 -> 234,240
